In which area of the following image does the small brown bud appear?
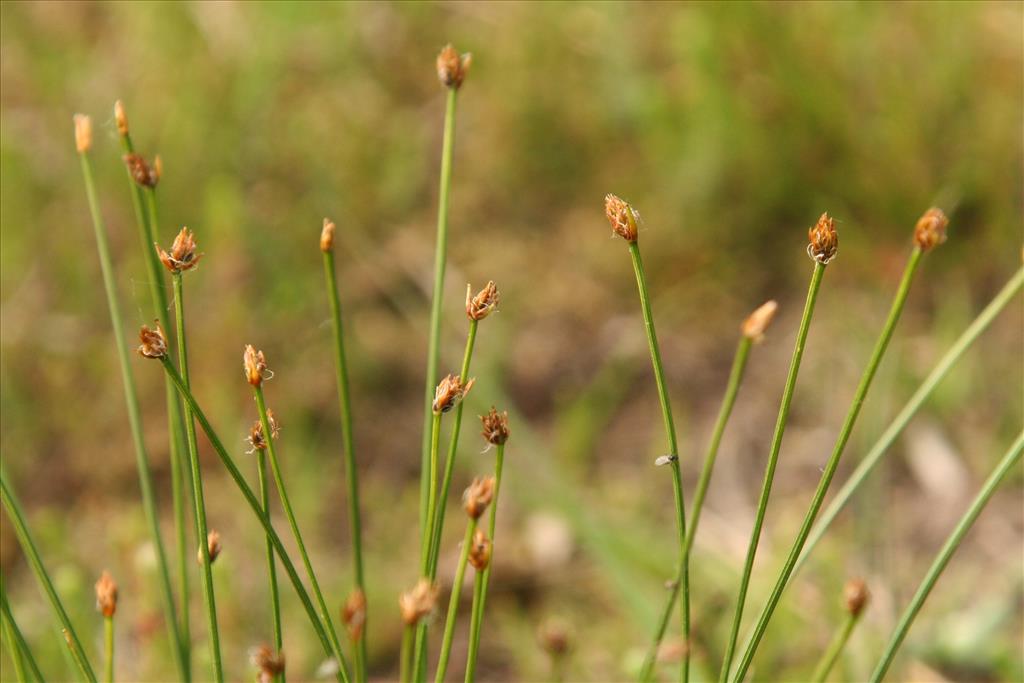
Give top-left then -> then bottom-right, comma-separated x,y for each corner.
437,44 -> 471,89
114,100 -> 129,137
94,571 -> 118,618
399,579 -> 438,626
463,476 -> 496,519
466,281 -> 499,321
342,588 -> 367,642
250,644 -> 286,683
137,324 -> 168,359
468,529 -> 492,571
604,194 -> 639,243
432,373 -> 475,414
123,153 -> 159,188
198,530 -> 222,565
246,411 -> 281,453
741,300 -> 779,343
156,226 -> 202,274
913,208 -> 948,252
807,212 -> 838,264
73,114 -> 92,153
538,620 -> 570,658
480,407 -> 510,446
244,345 -> 270,387
320,217 -> 336,252
843,578 -> 870,617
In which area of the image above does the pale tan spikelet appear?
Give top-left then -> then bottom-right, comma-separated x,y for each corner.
913,208 -> 949,251
74,114 -> 92,153
321,217 -> 336,252
741,300 -> 779,343
807,212 -> 838,264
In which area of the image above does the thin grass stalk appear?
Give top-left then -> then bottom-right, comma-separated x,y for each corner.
76,129 -> 187,679
464,442 -> 505,672
2,577 -> 43,683
870,431 -> 1024,682
103,615 -> 114,683
732,247 -> 926,682
0,475 -> 96,682
719,265 -> 825,681
400,625 -> 415,683
810,610 -> 860,682
172,273 -> 224,682
257,451 -> 283,664
462,571 -> 486,683
413,411 -> 444,681
321,240 -> 367,683
2,605 -> 27,683
157,357 -> 348,683
434,520 -> 477,683
253,386 -> 350,678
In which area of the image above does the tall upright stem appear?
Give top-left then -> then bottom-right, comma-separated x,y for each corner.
435,520 -> 477,683
257,451 -> 283,671
1,575 -> 43,682
103,616 -> 114,683
462,571 -> 486,683
413,412 -> 444,681
464,443 -> 504,671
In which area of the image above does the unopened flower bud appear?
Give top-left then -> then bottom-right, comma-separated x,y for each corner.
137,324 -> 168,359
342,588 -> 367,642
807,212 -> 838,264
913,208 -> 948,252
741,300 -> 779,343
320,217 -> 336,252
94,571 -> 118,618
74,114 -> 92,153
114,100 -> 129,137
605,194 -> 639,243
156,227 -> 202,274
399,579 -> 438,626
198,529 -> 222,565
468,529 -> 492,571
843,578 -> 870,617
466,281 -> 499,321
244,345 -> 270,387
437,44 -> 471,89
463,476 -> 496,519
433,374 -> 475,414
480,407 -> 510,446
250,644 -> 285,683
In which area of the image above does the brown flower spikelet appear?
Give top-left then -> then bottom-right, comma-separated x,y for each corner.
123,153 -> 159,188
807,212 -> 838,264
466,281 -> 499,321
198,529 -> 222,565
138,324 -> 168,359
605,194 -> 639,242
468,529 -> 492,571
437,44 -> 471,89
244,345 -> 269,387
114,100 -> 129,136
156,226 -> 202,274
251,644 -> 285,683
844,578 -> 870,617
480,407 -> 510,446
399,579 -> 438,626
320,217 -> 336,252
913,208 -> 949,251
246,410 -> 280,453
463,476 -> 496,519
74,114 -> 92,153
432,373 -> 475,414
741,300 -> 779,343
342,589 -> 367,641
94,571 -> 118,617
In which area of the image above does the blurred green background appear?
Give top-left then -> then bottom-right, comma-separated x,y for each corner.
1,1 -> 1022,681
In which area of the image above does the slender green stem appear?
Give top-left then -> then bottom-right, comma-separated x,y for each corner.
870,431 -> 1024,682
2,606 -> 27,683
322,249 -> 367,682
1,577 -> 42,683
463,570 -> 486,683
464,443 -> 504,672
257,451 -> 283,662
254,386 -> 350,680
0,475 -> 96,682
733,248 -> 925,682
435,520 -> 477,683
627,242 -> 690,683
173,274 -> 224,682
400,625 -> 415,683
413,413 -> 444,681
103,616 -> 114,683
158,358 -> 347,682
810,610 -> 860,682
720,264 -> 825,681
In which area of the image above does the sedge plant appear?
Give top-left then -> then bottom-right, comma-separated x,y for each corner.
462,528 -> 493,683
2,574 -> 44,683
400,580 -> 439,683
95,572 -> 118,683
810,579 -> 869,682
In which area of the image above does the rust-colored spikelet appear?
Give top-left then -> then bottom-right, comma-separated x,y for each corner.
605,194 -> 639,243
244,345 -> 270,387
466,281 -> 499,321
437,44 -> 471,89
807,212 -> 838,264
432,373 -> 475,414
342,588 -> 367,642
320,217 -> 336,253
123,153 -> 159,188
250,644 -> 286,683
463,476 -> 496,519
468,529 -> 492,571
94,571 -> 118,618
913,208 -> 949,252
741,300 -> 779,343
843,578 -> 870,617
156,226 -> 202,274
480,407 -> 510,446
198,529 -> 222,565
74,114 -> 92,153
114,100 -> 129,137
538,620 -> 570,657
399,579 -> 438,626
137,324 -> 168,359
246,411 -> 281,453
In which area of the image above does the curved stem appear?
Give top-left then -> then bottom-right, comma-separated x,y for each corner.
257,451 -> 283,668
435,520 -> 477,683
464,444 -> 504,672
810,610 -> 859,682
104,616 -> 114,683
462,568 -> 487,683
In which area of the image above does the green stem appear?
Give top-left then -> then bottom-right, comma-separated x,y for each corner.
104,616 -> 114,683
435,520 -> 477,683
810,610 -> 860,682
400,625 -> 415,683
720,264 -> 825,682
413,413 -> 443,682
1,577 -> 42,683
2,606 -> 27,683
627,242 -> 690,683
732,247 -> 925,682
464,443 -> 504,672
173,274 -> 224,682
77,146 -> 187,679
322,249 -> 367,682
870,431 -> 1024,682
0,475 -> 96,682
158,359 -> 347,683
257,451 -> 283,662
254,386 -> 350,680
462,568 -> 487,683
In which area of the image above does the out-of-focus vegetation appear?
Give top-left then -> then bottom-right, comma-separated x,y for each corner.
1,2 -> 1021,681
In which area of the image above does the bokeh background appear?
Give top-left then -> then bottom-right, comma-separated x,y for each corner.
1,2 -> 1022,681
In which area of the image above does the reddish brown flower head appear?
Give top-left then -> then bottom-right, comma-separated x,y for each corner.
466,281 -> 500,321
843,578 -> 870,617
807,212 -> 838,264
538,620 -> 571,657
480,407 -> 510,446
123,153 -> 160,188
74,114 -> 92,154
250,644 -> 286,683
437,44 -> 471,89
114,100 -> 129,137
463,476 -> 496,519
156,226 -> 202,274
94,571 -> 118,618
137,324 -> 168,359
320,217 -> 336,253
605,194 -> 639,243
741,300 -> 779,343
913,208 -> 949,252
432,373 -> 475,414
246,410 -> 281,453
342,588 -> 367,642
244,345 -> 270,387
399,579 -> 438,626
198,529 -> 222,565
468,529 -> 492,571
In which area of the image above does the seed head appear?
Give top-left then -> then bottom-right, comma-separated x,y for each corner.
463,476 -> 496,519
538,620 -> 571,657
342,588 -> 367,642
741,300 -> 779,343
320,217 -> 336,253
123,153 -> 160,188
843,578 -> 870,617
137,324 -> 168,359
250,644 -> 286,683
244,345 -> 270,387
198,529 -> 222,565
114,100 -> 129,137
468,529 -> 492,571
74,114 -> 92,153
156,226 -> 202,274
246,411 -> 281,453
466,281 -> 500,321
807,212 -> 838,264
94,571 -> 118,618
432,373 -> 475,414
604,194 -> 639,243
480,407 -> 510,446
913,208 -> 948,252
437,44 -> 471,89
399,579 -> 438,626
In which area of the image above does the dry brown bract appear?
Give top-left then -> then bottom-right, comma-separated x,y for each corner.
807,212 -> 838,264
246,411 -> 281,453
123,153 -> 160,188
94,571 -> 118,617
741,300 -> 779,343
463,476 -> 496,519
137,324 -> 168,359
913,207 -> 949,251
342,588 -> 367,642
156,226 -> 202,274
480,407 -> 510,446
320,217 -> 336,253
432,373 -> 475,414
843,578 -> 870,617
74,114 -> 92,153
244,345 -> 270,387
468,529 -> 492,571
466,281 -> 500,321
605,194 -> 639,243
251,644 -> 285,683
198,529 -> 222,565
437,44 -> 471,89
399,579 -> 438,626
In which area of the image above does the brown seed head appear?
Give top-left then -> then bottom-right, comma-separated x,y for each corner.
538,620 -> 570,657
437,44 -> 471,89
843,578 -> 870,617
913,208 -> 949,252
480,407 -> 510,446
466,281 -> 500,321
137,324 -> 168,359
320,217 -> 336,253
605,194 -> 639,243
123,153 -> 160,188
94,571 -> 118,618
468,529 -> 492,571
244,345 -> 270,387
114,100 -> 129,137
156,226 -> 202,274
198,529 -> 222,565
246,410 -> 281,453
74,114 -> 92,153
250,644 -> 286,683
399,579 -> 438,626
807,212 -> 838,264
463,476 -> 496,519
432,373 -> 475,414
342,588 -> 367,642
741,300 -> 779,343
